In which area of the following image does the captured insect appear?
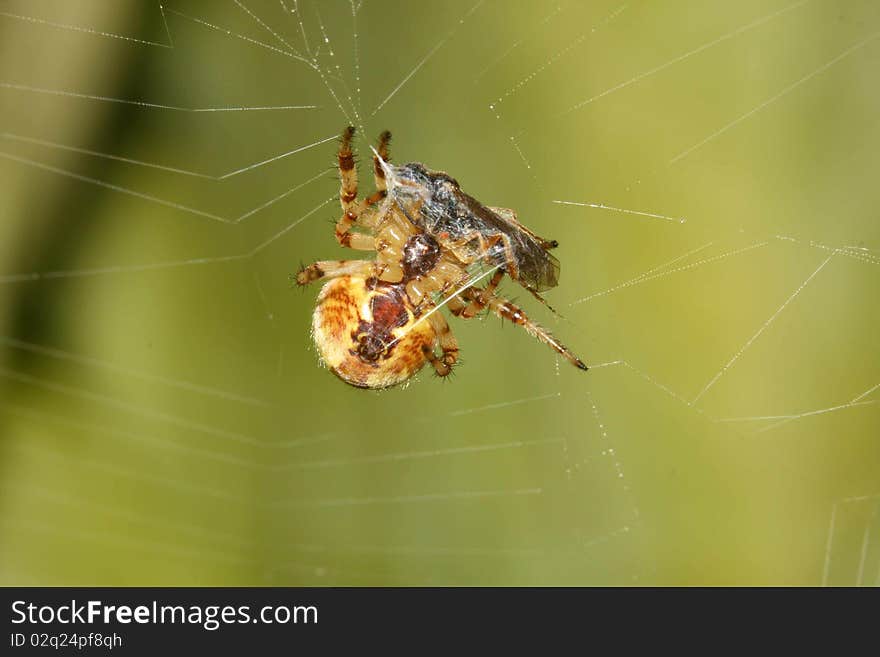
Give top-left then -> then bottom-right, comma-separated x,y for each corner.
295,126 -> 587,389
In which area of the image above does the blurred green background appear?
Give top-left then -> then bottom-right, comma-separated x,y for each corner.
1,0 -> 878,585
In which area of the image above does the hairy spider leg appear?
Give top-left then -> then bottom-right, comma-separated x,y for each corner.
424,310 -> 459,377
296,259 -> 376,286
459,269 -> 505,318
370,130 -> 392,199
334,126 -> 374,250
459,287 -> 587,371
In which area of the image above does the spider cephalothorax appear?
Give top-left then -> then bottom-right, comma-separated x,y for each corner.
296,126 -> 587,389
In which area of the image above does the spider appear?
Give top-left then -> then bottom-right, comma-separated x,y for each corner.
295,126 -> 587,389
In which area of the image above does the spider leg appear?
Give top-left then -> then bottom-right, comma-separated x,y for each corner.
459,269 -> 504,318
295,259 -> 375,286
445,294 -> 468,317
462,287 -> 587,371
334,126 -> 375,250
366,130 -> 391,205
424,310 -> 459,377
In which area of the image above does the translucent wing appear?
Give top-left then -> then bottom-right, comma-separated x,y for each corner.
487,206 -> 518,223
485,206 -> 560,292
488,207 -> 559,251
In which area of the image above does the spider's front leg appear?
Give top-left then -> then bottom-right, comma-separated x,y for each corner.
462,287 -> 588,371
369,130 -> 392,199
335,126 -> 374,251
458,269 -> 505,318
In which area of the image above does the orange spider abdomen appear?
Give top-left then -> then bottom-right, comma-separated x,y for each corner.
311,276 -> 437,389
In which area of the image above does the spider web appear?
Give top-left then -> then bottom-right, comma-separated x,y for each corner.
0,0 -> 878,585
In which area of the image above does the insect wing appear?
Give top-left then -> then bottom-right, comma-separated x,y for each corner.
488,207 -> 556,250
469,199 -> 560,292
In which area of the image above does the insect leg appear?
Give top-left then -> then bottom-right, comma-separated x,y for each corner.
495,233 -> 520,281
443,231 -> 520,283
